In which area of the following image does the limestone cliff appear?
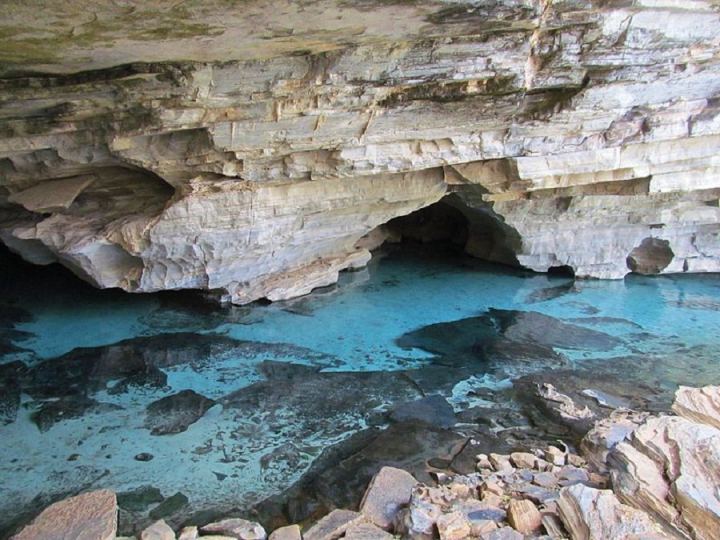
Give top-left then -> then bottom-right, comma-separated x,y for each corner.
1,0 -> 719,303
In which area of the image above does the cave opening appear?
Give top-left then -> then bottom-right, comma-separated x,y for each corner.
376,193 -> 522,269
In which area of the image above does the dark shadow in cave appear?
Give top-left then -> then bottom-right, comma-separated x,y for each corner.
380,192 -> 523,268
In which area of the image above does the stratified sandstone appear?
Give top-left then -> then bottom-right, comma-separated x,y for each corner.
557,484 -> 667,540
1,1 -> 719,302
672,385 -> 720,430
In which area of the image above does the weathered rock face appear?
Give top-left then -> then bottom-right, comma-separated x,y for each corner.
1,1 -> 720,303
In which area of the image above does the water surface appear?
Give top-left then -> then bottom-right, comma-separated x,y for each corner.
1,244 -> 719,535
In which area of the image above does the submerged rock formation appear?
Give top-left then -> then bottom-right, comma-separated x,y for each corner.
1,1 -> 720,302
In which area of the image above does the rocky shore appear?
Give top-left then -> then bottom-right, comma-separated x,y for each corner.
10,385 -> 720,540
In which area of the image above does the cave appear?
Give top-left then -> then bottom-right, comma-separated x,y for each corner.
382,193 -> 522,268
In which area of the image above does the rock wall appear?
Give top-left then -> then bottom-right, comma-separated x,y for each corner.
1,0 -> 720,303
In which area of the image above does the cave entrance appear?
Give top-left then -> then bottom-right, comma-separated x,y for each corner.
379,193 -> 522,267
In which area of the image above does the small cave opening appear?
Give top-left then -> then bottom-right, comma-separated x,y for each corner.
547,265 -> 575,277
376,193 -> 523,268
626,237 -> 674,275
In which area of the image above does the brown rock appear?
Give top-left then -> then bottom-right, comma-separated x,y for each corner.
343,522 -> 394,540
510,452 -> 537,469
268,524 -> 302,540
481,526 -> 523,540
304,509 -> 365,540
672,385 -> 720,430
541,512 -> 566,539
471,519 -> 498,536
507,499 -> 542,534
532,472 -> 558,489
489,453 -> 514,472
544,446 -> 566,467
178,526 -> 199,540
359,466 -> 417,530
436,511 -> 471,540
141,519 -> 176,540
11,489 -> 117,540
201,518 -> 266,540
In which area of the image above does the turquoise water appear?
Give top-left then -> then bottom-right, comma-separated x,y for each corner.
1,244 -> 719,535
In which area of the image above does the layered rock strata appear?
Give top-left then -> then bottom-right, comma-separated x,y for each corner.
2,1 -> 720,302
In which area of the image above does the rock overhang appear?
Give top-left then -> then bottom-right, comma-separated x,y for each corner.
1,0 -> 720,303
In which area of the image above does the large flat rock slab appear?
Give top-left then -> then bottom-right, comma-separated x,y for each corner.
11,489 -> 117,540
8,175 -> 95,213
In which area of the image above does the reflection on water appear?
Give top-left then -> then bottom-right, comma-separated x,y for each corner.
1,244 -> 719,536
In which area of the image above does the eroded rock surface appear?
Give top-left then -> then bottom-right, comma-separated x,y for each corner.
1,1 -> 719,302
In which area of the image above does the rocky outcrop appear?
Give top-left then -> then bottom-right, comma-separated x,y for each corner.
1,1 -> 720,303
589,385 -> 720,540
557,484 -> 667,540
672,385 -> 720,430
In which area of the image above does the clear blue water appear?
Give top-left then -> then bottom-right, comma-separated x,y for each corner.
1,244 -> 719,535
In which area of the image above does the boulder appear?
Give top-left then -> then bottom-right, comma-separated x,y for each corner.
304,509 -> 365,540
201,518 -> 267,540
558,484 -> 666,540
343,522 -> 395,539
11,489 -> 117,540
436,511 -> 471,540
506,499 -> 542,535
268,524 -> 302,540
394,486 -> 443,539
145,389 -> 216,435
509,452 -> 537,469
481,526 -> 523,540
178,526 -> 199,540
359,466 -> 417,530
672,385 -> 720,430
141,520 -> 176,540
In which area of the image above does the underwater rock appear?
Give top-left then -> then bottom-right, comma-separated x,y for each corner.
30,397 -> 123,432
389,395 -> 456,429
118,486 -> 165,512
149,492 -> 190,521
397,309 -> 619,377
145,389 -> 216,435
11,489 -> 117,540
0,361 -> 23,425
